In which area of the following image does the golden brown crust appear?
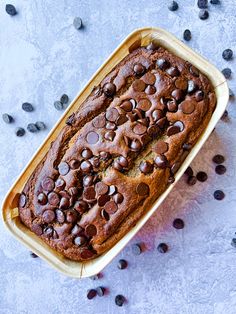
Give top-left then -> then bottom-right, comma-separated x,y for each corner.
19,44 -> 216,261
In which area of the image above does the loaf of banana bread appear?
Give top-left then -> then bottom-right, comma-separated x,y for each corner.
18,42 -> 216,261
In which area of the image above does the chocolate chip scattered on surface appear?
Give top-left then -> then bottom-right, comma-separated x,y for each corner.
5,4 -> 17,16
73,17 -> 83,30
157,243 -> 168,253
22,102 -> 34,112
168,1 -> 179,11
115,295 -> 125,307
117,259 -> 128,269
15,127 -> 25,137
173,218 -> 185,229
222,49 -> 233,61
199,9 -> 209,20
183,29 -> 192,41
214,190 -> 225,200
2,113 -> 13,124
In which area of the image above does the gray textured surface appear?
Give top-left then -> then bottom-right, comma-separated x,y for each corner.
0,1 -> 236,313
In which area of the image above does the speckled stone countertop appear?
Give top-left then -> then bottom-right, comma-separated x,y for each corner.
0,1 -> 236,313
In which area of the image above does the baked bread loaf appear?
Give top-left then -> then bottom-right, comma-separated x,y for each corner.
18,43 -> 216,261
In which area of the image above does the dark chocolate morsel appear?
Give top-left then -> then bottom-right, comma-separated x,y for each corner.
136,182 -> 150,196
103,83 -> 116,97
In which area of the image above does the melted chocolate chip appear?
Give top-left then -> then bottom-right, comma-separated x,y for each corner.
139,161 -> 153,174
71,224 -> 83,236
98,194 -> 110,207
104,130 -> 116,141
55,178 -> 66,190
175,78 -> 188,90
81,148 -> 93,159
132,79 -> 146,92
83,175 -> 94,187
152,109 -> 163,122
48,192 -> 60,206
83,186 -> 96,200
69,159 -> 80,169
130,138 -> 142,151
167,99 -> 177,112
142,72 -> 156,85
153,141 -> 169,154
86,131 -> 99,144
104,200 -> 118,214
156,58 -> 170,70
66,210 -> 78,223
37,193 -> 47,205
136,182 -> 150,196
118,156 -> 129,167
80,160 -> 92,173
106,121 -> 117,130
85,224 -> 97,237
179,100 -> 195,114
106,108 -> 119,122
137,99 -> 152,111
134,63 -> 145,75
171,89 -> 185,102
58,162 -> 70,176
133,123 -> 147,135
44,226 -> 54,238
74,200 -> 89,213
116,114 -> 128,126
167,121 -> 184,136
103,82 -> 116,97
59,197 -> 70,210
92,115 -> 106,128
42,209 -> 55,223
145,85 -> 156,95
74,236 -> 87,246
55,209 -> 65,223
120,100 -> 133,112
95,182 -> 109,195
113,193 -> 124,204
154,155 -> 168,168
166,67 -> 180,77
41,177 -> 55,191
156,117 -> 167,129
